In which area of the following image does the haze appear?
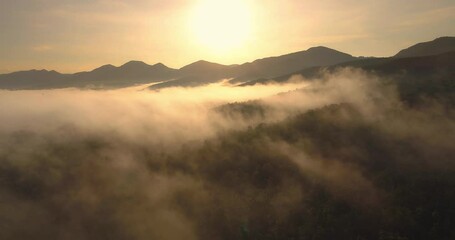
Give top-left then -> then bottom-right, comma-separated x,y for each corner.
1,0 -> 454,73
1,1 -> 455,239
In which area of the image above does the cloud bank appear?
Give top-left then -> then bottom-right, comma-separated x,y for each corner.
0,69 -> 454,239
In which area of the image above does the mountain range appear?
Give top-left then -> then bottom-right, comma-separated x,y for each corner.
0,36 -> 454,90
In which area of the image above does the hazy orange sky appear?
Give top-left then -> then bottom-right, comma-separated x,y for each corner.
1,0 -> 454,73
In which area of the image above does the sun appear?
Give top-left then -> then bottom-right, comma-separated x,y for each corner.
189,0 -> 254,54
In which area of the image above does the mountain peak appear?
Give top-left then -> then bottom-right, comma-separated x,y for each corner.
307,46 -> 331,51
153,62 -> 167,68
28,69 -> 55,73
121,60 -> 149,68
92,64 -> 116,72
119,61 -> 174,72
180,60 -> 227,71
98,64 -> 115,69
186,60 -> 216,66
305,46 -> 353,57
151,62 -> 174,71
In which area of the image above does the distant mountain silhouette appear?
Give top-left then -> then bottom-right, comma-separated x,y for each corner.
1,36 -> 454,90
0,61 -> 177,90
394,37 -> 455,58
70,61 -> 177,88
179,60 -> 234,75
148,60 -> 237,89
241,51 -> 455,86
228,46 -> 356,83
0,69 -> 67,90
149,46 -> 356,89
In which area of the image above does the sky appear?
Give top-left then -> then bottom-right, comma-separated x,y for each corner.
0,0 -> 454,73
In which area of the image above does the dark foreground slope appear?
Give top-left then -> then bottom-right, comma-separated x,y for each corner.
210,105 -> 455,240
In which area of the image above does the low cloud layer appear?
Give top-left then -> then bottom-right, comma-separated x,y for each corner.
0,69 -> 454,239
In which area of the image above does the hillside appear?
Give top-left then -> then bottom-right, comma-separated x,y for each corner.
242,51 -> 455,88
395,36 -> 455,58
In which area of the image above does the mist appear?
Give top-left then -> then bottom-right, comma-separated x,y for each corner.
0,69 -> 454,240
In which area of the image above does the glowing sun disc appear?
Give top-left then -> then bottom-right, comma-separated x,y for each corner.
189,0 -> 253,52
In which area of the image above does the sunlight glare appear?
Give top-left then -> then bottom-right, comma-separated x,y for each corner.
189,0 -> 253,54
